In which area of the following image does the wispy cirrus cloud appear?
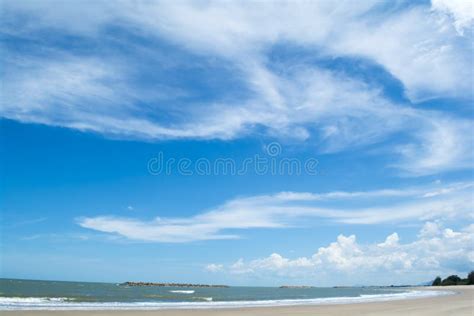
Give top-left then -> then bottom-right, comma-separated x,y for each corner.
394,116 -> 474,175
1,0 -> 472,176
432,0 -> 474,35
77,181 -> 474,243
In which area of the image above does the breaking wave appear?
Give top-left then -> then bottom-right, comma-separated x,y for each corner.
0,290 -> 454,311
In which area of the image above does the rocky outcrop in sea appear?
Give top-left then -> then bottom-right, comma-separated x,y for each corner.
120,282 -> 229,288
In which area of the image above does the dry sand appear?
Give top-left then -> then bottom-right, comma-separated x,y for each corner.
4,285 -> 473,316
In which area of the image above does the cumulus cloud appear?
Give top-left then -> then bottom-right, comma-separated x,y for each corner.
207,222 -> 473,285
77,181 -> 473,242
419,221 -> 442,238
205,264 -> 224,272
377,233 -> 400,248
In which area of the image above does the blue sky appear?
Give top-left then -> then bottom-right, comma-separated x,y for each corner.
1,0 -> 473,286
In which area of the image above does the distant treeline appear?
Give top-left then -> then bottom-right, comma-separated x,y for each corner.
432,271 -> 474,286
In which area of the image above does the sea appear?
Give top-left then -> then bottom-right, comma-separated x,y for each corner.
0,278 -> 451,310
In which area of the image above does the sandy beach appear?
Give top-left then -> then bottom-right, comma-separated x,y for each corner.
3,286 -> 473,316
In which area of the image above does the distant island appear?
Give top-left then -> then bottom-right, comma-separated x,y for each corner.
120,281 -> 229,288
279,285 -> 315,289
431,271 -> 474,286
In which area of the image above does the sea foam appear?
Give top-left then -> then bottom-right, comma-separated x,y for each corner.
0,290 -> 454,311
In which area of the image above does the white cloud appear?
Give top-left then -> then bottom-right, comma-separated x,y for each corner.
111,1 -> 472,99
205,263 -> 224,272
432,0 -> 474,35
1,1 -> 473,175
106,0 -> 471,101
418,221 -> 443,238
1,55 -> 239,140
329,5 -> 472,101
77,181 -> 474,242
377,233 -> 399,248
77,216 -> 240,243
211,222 -> 473,285
4,0 -> 472,100
394,116 -> 474,175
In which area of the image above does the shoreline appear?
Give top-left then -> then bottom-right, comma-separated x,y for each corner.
2,286 -> 473,315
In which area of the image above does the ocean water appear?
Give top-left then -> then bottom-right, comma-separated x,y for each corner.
0,278 -> 450,310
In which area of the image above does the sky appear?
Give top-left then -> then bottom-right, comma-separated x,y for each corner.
0,0 -> 473,287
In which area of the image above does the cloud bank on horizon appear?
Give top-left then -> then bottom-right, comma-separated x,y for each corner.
206,222 -> 474,285
1,0 -> 473,284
